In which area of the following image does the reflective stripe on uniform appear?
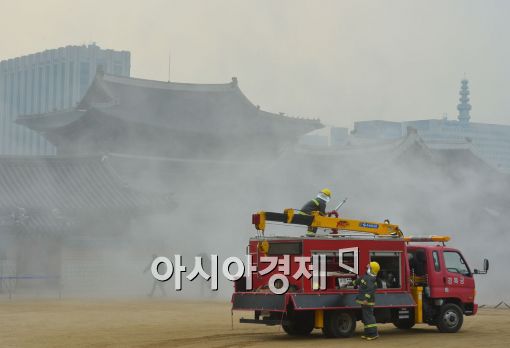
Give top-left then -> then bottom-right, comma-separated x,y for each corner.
365,294 -> 371,298
312,199 -> 320,206
364,324 -> 377,328
361,279 -> 366,284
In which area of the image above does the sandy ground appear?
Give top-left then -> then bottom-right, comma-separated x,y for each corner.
0,300 -> 509,347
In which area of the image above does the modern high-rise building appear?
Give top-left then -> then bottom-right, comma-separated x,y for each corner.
0,44 -> 130,155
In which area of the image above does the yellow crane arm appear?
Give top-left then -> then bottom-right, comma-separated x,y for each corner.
309,211 -> 403,236
252,209 -> 403,237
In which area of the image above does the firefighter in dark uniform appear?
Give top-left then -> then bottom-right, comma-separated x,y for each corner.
300,188 -> 331,237
352,261 -> 380,340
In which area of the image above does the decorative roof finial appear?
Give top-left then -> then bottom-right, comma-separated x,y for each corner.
457,78 -> 471,124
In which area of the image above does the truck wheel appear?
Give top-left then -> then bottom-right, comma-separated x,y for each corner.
282,312 -> 314,336
436,303 -> 463,333
322,311 -> 356,338
393,318 -> 415,330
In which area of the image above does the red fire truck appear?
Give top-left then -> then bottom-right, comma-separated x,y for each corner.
231,210 -> 488,337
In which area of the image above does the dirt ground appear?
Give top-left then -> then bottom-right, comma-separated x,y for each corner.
0,300 -> 509,347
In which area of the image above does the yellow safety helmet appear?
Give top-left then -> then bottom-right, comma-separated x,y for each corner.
369,261 -> 380,275
320,188 -> 332,197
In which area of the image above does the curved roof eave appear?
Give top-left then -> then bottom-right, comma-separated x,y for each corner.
16,109 -> 87,132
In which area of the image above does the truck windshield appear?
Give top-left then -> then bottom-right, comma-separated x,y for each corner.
443,251 -> 470,276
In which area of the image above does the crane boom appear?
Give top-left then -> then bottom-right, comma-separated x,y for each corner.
252,209 -> 403,237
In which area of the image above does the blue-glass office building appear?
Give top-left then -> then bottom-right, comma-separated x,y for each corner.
0,44 -> 130,155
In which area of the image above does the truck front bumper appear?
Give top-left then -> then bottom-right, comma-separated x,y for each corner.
469,303 -> 478,316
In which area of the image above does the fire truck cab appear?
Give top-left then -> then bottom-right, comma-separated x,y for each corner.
231,211 -> 488,337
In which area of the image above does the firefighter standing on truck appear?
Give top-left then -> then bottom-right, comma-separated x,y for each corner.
300,188 -> 331,237
352,261 -> 380,340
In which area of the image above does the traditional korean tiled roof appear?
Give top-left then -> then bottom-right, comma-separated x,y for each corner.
0,155 -> 171,235
17,74 -> 322,136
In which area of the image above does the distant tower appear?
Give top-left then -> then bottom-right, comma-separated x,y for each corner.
457,79 -> 472,124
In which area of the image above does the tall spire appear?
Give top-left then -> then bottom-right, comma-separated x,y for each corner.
457,78 -> 471,124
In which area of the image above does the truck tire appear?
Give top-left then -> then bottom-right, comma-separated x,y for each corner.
282,311 -> 314,336
322,311 -> 356,338
436,303 -> 463,333
393,318 -> 415,330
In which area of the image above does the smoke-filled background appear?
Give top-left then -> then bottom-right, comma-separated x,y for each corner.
3,0 -> 510,127
0,0 -> 508,305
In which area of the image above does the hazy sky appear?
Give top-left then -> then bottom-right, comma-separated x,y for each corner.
1,0 -> 509,128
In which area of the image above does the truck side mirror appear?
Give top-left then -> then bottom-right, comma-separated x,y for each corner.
474,258 -> 489,275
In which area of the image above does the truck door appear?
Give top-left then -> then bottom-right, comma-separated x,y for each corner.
440,250 -> 475,303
